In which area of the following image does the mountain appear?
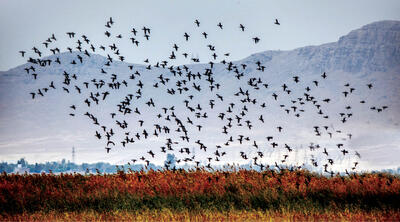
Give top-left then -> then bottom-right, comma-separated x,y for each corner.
243,20 -> 400,74
0,20 -> 399,171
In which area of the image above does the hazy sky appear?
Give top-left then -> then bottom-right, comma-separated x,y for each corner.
0,0 -> 400,71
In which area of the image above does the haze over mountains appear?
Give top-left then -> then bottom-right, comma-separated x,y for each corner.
0,20 -> 399,171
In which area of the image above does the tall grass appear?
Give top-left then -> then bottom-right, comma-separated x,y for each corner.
1,169 -> 399,217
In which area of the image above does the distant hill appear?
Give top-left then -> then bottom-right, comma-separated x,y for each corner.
0,20 -> 399,171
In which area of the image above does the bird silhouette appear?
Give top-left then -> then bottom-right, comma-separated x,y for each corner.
252,37 -> 260,43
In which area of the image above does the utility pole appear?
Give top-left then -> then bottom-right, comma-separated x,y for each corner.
72,146 -> 76,164
294,146 -> 299,166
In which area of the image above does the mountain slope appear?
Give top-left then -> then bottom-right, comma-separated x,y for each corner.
243,20 -> 400,74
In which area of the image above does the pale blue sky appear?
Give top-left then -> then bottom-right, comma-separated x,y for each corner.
0,0 -> 400,71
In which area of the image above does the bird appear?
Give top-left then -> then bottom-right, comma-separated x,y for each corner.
66,32 -> 75,38
323,148 -> 329,156
184,32 -> 190,41
274,19 -> 280,25
131,28 -> 138,36
252,37 -> 260,43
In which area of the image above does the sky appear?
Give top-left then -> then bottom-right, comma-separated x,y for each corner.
0,0 -> 399,170
1,0 -> 400,71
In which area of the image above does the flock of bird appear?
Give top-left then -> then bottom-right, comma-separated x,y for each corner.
20,17 -> 388,175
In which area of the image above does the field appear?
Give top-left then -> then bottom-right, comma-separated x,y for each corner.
1,169 -> 400,221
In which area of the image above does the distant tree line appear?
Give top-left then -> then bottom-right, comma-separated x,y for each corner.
0,158 -> 160,174
1,156 -> 399,175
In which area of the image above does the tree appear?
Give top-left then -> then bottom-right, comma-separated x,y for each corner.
164,154 -> 176,169
17,158 -> 27,167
